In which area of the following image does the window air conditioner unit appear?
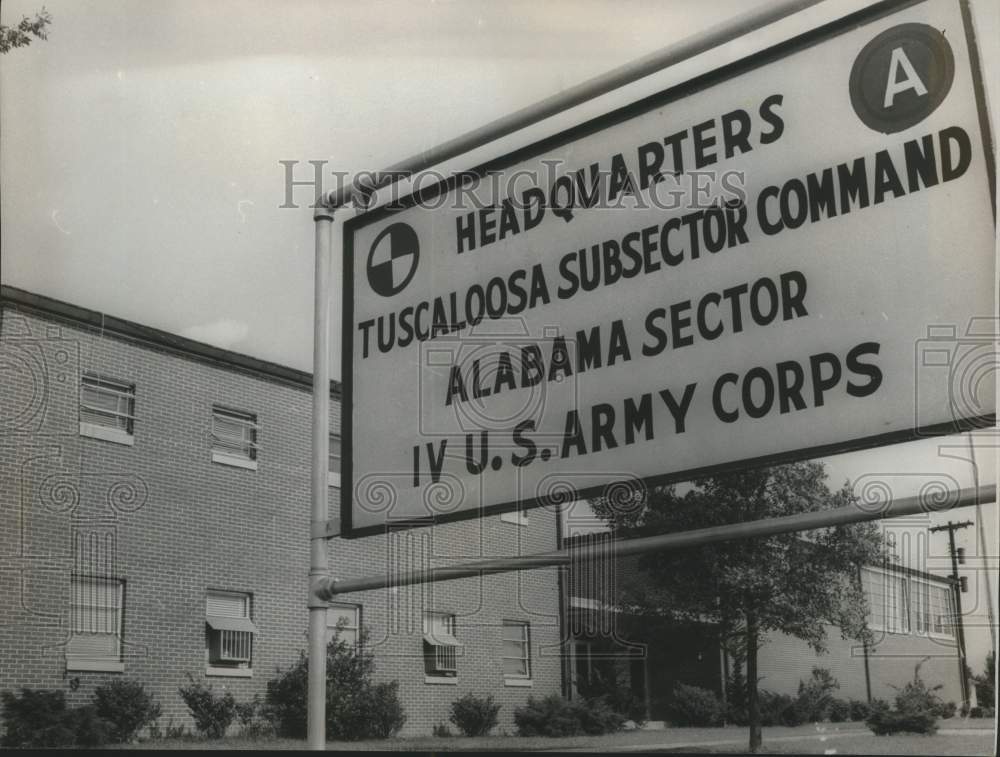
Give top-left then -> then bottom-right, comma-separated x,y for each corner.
209,629 -> 253,663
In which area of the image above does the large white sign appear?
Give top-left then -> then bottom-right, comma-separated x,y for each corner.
342,0 -> 995,537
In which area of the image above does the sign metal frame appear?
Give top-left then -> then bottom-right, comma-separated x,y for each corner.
341,0 -> 996,538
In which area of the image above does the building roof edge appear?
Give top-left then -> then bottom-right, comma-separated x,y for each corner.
0,285 -> 341,397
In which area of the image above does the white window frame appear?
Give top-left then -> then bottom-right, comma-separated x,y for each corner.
211,406 -> 258,470
67,575 -> 125,673
423,612 -> 460,684
862,566 -> 910,634
79,374 -> 135,446
328,433 -> 341,488
205,590 -> 256,677
500,509 -> 528,526
910,576 -> 956,639
327,602 -> 360,646
501,620 -> 532,685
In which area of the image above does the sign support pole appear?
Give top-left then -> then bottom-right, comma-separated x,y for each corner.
308,204 -> 336,751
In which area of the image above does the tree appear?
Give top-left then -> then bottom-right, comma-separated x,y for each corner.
0,7 -> 51,54
590,461 -> 883,753
972,651 -> 995,709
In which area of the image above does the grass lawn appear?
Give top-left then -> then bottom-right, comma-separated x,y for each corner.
113,720 -> 996,752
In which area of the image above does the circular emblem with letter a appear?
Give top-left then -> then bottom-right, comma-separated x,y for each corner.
366,222 -> 420,298
849,23 -> 954,134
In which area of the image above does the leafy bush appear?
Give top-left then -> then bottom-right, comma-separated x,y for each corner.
867,707 -> 938,735
870,698 -> 891,716
234,696 -> 274,739
263,649 -> 307,738
177,676 -> 236,738
265,633 -> 405,740
432,722 -> 453,737
935,700 -> 956,719
93,679 -> 161,743
73,704 -> 112,747
514,695 -> 583,737
577,696 -> 626,735
828,698 -> 851,723
449,693 -> 500,737
795,668 -> 840,722
513,694 -> 624,737
146,717 -> 188,741
849,699 -> 872,721
973,652 -> 995,709
576,659 -> 647,725
725,663 -> 807,726
723,685 -> 801,727
725,702 -> 748,726
359,682 -> 407,739
666,684 -> 724,727
0,688 -> 78,748
758,691 -> 798,727
891,671 -> 944,717
865,663 -> 943,736
2,681 -> 163,748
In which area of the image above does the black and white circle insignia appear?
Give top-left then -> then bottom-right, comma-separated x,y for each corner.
849,23 -> 954,135
366,222 -> 420,298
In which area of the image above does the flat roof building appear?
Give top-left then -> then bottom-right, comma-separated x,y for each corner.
0,286 -> 563,735
1,285 -> 983,737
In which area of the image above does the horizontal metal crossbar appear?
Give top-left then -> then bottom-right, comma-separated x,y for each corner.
315,485 -> 995,600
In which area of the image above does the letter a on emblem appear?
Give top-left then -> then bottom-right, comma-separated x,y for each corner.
883,46 -> 928,108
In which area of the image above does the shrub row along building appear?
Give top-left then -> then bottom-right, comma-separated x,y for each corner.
0,286 -> 966,734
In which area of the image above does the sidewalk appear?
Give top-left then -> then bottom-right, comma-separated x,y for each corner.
548,722 -> 996,753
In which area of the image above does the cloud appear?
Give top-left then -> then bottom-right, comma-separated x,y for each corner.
180,319 -> 249,348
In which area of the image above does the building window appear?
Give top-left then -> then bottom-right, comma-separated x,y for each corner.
423,612 -> 460,682
211,406 -> 258,470
500,510 -> 528,526
502,620 -> 532,682
67,575 -> 124,672
328,434 -> 341,488
912,579 -> 955,638
205,591 -> 256,676
862,567 -> 909,634
327,603 -> 360,646
79,374 -> 135,445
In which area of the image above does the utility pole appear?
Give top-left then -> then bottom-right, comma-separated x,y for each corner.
929,520 -> 974,706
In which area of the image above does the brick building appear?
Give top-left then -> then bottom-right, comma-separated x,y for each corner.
0,286 -> 564,736
0,284 -> 974,737
562,528 -> 967,720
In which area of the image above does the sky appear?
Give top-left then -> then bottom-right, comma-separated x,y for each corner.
0,0 -> 775,370
2,0 -> 998,663
3,0 -> 997,373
